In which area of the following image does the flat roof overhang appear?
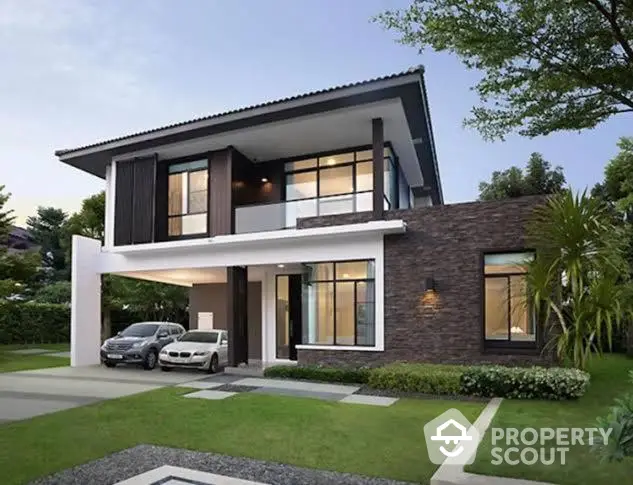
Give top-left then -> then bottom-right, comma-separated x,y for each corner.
56,70 -> 443,204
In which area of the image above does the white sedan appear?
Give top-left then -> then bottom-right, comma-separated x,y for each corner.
159,329 -> 228,373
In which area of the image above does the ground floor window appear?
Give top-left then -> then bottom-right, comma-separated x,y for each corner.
301,260 -> 375,346
484,252 -> 536,345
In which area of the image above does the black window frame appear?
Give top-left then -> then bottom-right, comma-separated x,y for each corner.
166,156 -> 209,239
301,259 -> 376,347
283,143 -> 400,212
481,249 -> 538,351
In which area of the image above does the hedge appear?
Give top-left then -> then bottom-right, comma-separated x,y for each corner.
264,362 -> 591,400
0,301 -> 69,344
368,362 -> 465,395
460,365 -> 590,400
263,365 -> 371,384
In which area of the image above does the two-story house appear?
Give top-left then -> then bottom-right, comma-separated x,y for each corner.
56,67 -> 547,369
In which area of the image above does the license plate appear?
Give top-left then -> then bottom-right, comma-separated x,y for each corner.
107,354 -> 123,359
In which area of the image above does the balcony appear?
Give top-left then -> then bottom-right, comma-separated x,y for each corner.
235,191 -> 373,234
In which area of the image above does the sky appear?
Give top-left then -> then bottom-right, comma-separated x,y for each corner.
1,0 -> 630,226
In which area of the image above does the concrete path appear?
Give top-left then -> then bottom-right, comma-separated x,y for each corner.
0,365 -> 208,423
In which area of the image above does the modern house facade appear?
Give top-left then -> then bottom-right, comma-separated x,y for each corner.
56,67 -> 546,368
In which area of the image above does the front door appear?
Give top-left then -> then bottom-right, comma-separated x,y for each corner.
276,274 -> 303,361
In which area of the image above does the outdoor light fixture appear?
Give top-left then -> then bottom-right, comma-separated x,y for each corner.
261,177 -> 269,183
277,264 -> 285,268
423,277 -> 436,293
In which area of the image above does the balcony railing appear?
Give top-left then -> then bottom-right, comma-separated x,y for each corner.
234,191 -> 372,234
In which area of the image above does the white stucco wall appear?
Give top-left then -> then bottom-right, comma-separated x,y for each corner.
71,235 -> 102,367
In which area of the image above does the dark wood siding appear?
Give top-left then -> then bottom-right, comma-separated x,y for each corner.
209,149 -> 233,236
154,159 -> 169,242
132,156 -> 156,244
227,266 -> 248,365
114,161 -> 134,245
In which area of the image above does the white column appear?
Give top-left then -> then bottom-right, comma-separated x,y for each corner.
71,235 -> 102,367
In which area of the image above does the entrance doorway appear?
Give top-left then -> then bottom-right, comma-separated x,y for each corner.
275,274 -> 302,360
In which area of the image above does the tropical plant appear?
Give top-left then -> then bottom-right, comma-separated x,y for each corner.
26,207 -> 68,281
527,190 -> 633,369
593,371 -> 633,461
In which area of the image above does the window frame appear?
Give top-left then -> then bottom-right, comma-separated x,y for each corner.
301,259 -> 376,347
481,249 -> 538,352
166,156 -> 209,239
283,144 -> 399,212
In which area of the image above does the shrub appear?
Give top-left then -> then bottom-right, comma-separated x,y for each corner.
264,365 -> 370,384
0,301 -> 69,344
460,365 -> 590,400
368,362 -> 465,395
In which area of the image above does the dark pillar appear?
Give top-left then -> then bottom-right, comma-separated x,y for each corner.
372,118 -> 384,219
227,266 -> 248,366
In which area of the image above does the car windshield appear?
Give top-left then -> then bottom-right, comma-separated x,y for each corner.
179,331 -> 219,343
120,323 -> 159,337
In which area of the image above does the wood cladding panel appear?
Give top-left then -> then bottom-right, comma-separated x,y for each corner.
209,149 -> 233,236
114,161 -> 134,246
132,156 -> 156,244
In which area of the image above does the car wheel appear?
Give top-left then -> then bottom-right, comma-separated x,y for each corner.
207,353 -> 219,374
143,350 -> 158,370
104,361 -> 117,368
160,366 -> 173,372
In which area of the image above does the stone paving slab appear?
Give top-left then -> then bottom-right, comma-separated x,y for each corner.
115,465 -> 268,485
9,348 -> 51,355
234,377 -> 360,395
199,374 -> 244,384
45,351 -> 71,358
176,381 -> 224,390
183,390 -> 236,400
340,394 -> 399,407
0,396 -> 92,421
250,386 -> 346,401
28,444 -> 416,485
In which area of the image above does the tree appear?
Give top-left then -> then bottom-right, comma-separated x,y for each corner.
0,186 -> 40,298
479,153 -> 566,200
376,1 -> 633,140
33,281 -> 71,305
527,190 -> 633,369
27,207 -> 68,281
64,192 -> 105,241
592,137 -> 633,219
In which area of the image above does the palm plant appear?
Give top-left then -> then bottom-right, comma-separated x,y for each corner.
527,190 -> 633,369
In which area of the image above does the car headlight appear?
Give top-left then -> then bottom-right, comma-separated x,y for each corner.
193,351 -> 210,356
160,349 -> 168,355
131,341 -> 145,348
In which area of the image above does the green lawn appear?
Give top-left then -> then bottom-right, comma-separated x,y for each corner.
0,387 -> 484,485
0,343 -> 70,373
467,354 -> 633,485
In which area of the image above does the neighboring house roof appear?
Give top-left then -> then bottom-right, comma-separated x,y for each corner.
55,66 -> 443,204
6,226 -> 37,252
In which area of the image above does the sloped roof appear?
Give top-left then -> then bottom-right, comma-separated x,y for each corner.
55,66 -> 424,157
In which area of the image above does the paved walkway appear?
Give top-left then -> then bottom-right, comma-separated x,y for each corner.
180,375 -> 399,406
0,366 -> 208,422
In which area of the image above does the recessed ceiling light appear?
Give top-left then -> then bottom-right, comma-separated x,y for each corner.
343,273 -> 350,278
327,159 -> 336,166
261,177 -> 268,183
277,264 -> 285,268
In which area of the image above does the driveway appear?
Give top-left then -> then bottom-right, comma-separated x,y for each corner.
0,365 -> 208,423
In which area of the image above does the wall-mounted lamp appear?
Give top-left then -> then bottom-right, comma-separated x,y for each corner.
261,177 -> 269,183
423,277 -> 436,293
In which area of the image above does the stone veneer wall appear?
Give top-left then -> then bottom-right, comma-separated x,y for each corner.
296,196 -> 554,367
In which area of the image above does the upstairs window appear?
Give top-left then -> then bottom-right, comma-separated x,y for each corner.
484,252 -> 536,346
168,159 -> 208,237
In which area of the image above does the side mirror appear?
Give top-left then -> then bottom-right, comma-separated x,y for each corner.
221,340 -> 228,346
157,332 -> 168,339
116,331 -> 122,337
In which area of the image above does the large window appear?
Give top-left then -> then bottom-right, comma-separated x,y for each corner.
484,252 -> 536,345
168,159 -> 208,237
301,260 -> 375,346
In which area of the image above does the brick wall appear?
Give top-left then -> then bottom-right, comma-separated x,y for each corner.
297,196 -> 554,367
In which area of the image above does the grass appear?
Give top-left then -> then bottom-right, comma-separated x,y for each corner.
467,354 -> 633,485
0,343 -> 69,373
0,387 -> 484,485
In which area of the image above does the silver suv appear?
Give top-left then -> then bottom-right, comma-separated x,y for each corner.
100,322 -> 185,370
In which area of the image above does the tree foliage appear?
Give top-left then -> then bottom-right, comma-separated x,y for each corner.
376,0 -> 633,140
479,153 -> 566,200
0,185 -> 13,243
592,136 -> 633,218
527,190 -> 633,369
27,207 -> 68,280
